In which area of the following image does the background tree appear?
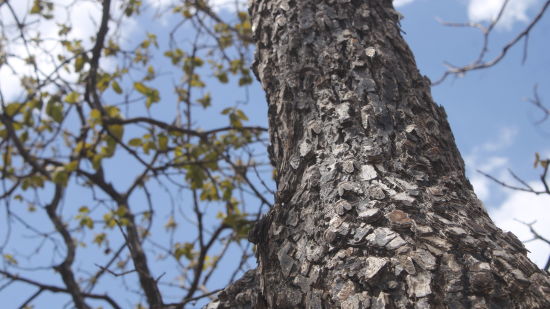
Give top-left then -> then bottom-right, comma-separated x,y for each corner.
0,0 -> 270,308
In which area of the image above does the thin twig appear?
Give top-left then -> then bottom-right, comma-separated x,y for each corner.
433,0 -> 550,85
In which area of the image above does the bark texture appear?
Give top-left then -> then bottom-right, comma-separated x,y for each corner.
208,0 -> 550,308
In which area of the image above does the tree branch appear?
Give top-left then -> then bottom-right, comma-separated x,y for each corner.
0,270 -> 121,309
433,0 -> 550,85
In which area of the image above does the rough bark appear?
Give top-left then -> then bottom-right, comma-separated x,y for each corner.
208,0 -> 550,308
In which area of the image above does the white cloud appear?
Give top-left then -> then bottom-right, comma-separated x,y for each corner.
470,174 -> 491,200
144,0 -> 246,12
468,0 -> 540,30
464,127 -> 517,169
465,130 -> 549,269
146,0 -> 175,9
208,0 -> 247,12
0,0 -> 138,101
464,127 -> 516,201
489,183 -> 550,268
482,126 -> 518,151
469,156 -> 508,200
479,156 -> 508,171
394,0 -> 415,7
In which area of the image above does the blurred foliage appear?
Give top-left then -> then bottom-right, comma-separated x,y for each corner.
0,0 -> 271,307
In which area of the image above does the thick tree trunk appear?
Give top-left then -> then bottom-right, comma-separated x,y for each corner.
208,0 -> 550,308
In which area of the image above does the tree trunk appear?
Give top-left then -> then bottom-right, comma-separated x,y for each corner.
208,0 -> 550,308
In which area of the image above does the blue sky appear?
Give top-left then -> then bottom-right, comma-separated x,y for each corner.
0,0 -> 549,307
395,0 -> 550,267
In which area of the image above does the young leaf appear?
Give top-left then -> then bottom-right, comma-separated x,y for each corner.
74,55 -> 86,72
111,80 -> 123,94
64,91 -> 80,104
134,82 -> 149,95
46,100 -> 64,123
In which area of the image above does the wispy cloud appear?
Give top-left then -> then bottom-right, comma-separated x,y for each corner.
145,0 -> 175,9
465,127 -> 517,200
464,126 -> 517,166
394,0 -> 416,7
144,0 -> 246,12
0,0 -> 137,101
482,127 -> 518,152
469,156 -> 509,200
465,128 -> 549,269
489,183 -> 550,267
468,0 -> 540,30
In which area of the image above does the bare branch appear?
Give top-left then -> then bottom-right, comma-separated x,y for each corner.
528,85 -> 550,125
0,270 -> 121,309
433,0 -> 550,85
45,185 -> 90,309
477,169 -> 549,195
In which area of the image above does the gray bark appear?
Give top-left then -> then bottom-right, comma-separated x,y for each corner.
208,0 -> 550,308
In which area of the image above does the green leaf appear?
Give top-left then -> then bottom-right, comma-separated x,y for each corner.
229,60 -> 242,73
164,216 -> 177,230
134,82 -> 160,108
134,82 -> 149,95
105,105 -> 121,118
101,138 -> 117,157
91,154 -> 103,170
114,205 -> 128,218
79,216 -> 94,229
189,74 -> 205,88
3,254 -> 18,265
164,48 -> 184,64
145,65 -> 155,80
128,138 -> 142,147
52,168 -> 69,186
58,24 -> 71,36
103,212 -> 116,228
30,0 -> 41,14
185,164 -> 206,189
238,75 -> 253,86
74,55 -> 86,72
235,109 -> 249,121
5,103 -> 22,117
158,134 -> 168,151
216,72 -> 229,84
111,80 -> 123,94
108,124 -> 124,140
90,109 -> 102,126
142,141 -> 156,154
3,149 -> 11,166
65,161 -> 78,172
97,74 -> 111,92
145,89 -> 160,108
46,100 -> 64,123
197,93 -> 211,108
174,242 -> 195,260
93,233 -> 106,246
200,182 -> 219,201
64,91 -> 80,104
